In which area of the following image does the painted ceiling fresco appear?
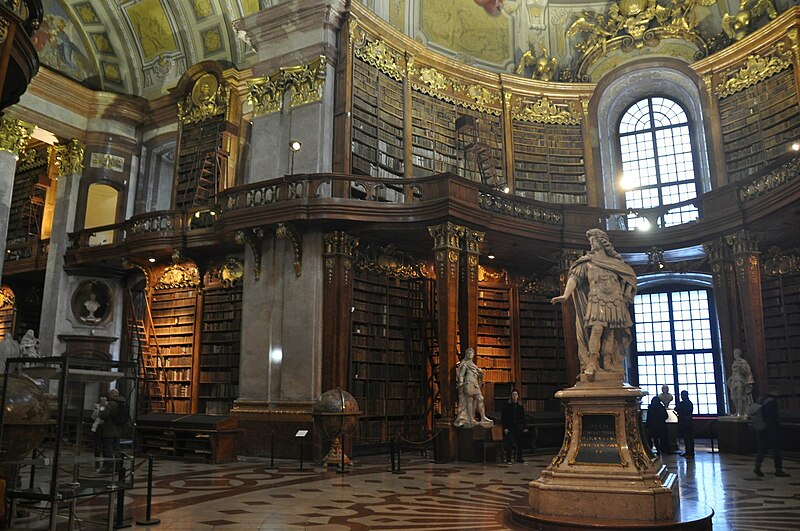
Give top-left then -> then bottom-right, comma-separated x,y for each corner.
36,0 -> 800,98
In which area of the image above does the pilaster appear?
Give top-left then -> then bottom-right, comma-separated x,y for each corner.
0,116 -> 35,279
459,228 -> 484,356
322,231 -> 359,391
726,230 -> 767,395
704,237 -> 740,377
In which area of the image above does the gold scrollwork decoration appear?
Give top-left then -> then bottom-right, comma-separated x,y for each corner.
478,266 -> 509,285
178,75 -> 230,124
248,56 -> 327,117
0,116 -> 34,156
625,405 -> 653,471
0,286 -> 15,309
0,17 -> 9,44
354,243 -> 421,280
207,257 -> 245,288
155,264 -> 201,290
234,228 -> 265,281
761,246 -> 800,277
276,223 -> 303,277
408,61 -> 501,115
49,140 -> 86,177
511,96 -> 580,125
716,52 -> 792,98
552,405 -> 573,468
354,37 -> 405,81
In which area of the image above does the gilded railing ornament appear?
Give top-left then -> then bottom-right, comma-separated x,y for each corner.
49,140 -> 86,177
738,157 -> 799,202
353,243 -> 421,280
155,264 -> 201,290
178,73 -> 230,125
716,52 -> 792,98
353,36 -> 405,81
478,192 -> 564,226
511,96 -> 580,125
0,116 -> 34,156
247,56 -> 327,117
276,223 -> 302,277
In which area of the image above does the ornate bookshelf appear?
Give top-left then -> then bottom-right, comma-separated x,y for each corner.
349,246 -> 430,446
7,150 -> 49,245
174,115 -> 225,209
719,68 -> 799,183
0,286 -> 16,342
150,264 -> 201,414
512,121 -> 586,204
517,289 -> 567,413
476,283 -> 513,384
199,259 -> 243,415
761,263 -> 800,410
411,92 -> 458,176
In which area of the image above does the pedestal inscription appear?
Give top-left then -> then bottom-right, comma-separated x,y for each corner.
574,413 -> 622,465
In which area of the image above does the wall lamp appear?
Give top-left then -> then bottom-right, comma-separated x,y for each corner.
289,140 -> 302,174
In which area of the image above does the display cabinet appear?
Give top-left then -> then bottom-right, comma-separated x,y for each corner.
135,413 -> 239,463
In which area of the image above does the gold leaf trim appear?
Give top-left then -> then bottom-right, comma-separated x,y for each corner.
155,264 -> 201,289
354,243 -> 421,280
354,36 -> 404,81
0,117 -> 34,156
716,53 -> 792,98
207,257 -> 244,288
248,56 -> 327,117
49,140 -> 86,177
511,96 -> 580,125
408,61 -> 501,116
0,286 -> 15,309
178,76 -> 230,125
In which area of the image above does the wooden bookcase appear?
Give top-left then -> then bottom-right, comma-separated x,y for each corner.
7,155 -> 49,245
517,290 -> 567,412
199,285 -> 242,415
150,286 -> 199,414
512,121 -> 586,204
349,270 -> 429,446
761,271 -> 800,410
174,115 -> 225,209
0,286 -> 15,342
476,286 -> 514,384
719,68 -> 800,183
410,91 -> 458,176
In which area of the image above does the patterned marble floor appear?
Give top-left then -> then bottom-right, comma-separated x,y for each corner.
10,443 -> 799,530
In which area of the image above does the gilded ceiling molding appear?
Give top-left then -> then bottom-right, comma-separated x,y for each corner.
49,140 -> 86,177
247,56 -> 327,117
178,73 -> 230,125
407,60 -> 501,116
0,286 -> 15,309
207,257 -> 244,288
353,243 -> 421,280
0,116 -> 34,156
234,228 -> 265,281
352,32 -> 405,81
510,96 -> 580,125
760,246 -> 800,276
155,264 -> 201,290
716,51 -> 792,98
276,223 -> 302,278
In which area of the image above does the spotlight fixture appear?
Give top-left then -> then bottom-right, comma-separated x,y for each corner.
487,253 -> 496,260
792,141 -> 800,151
503,186 -> 510,193
148,257 -> 156,263
289,140 -> 302,152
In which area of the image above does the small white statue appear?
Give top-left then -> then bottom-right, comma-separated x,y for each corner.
19,330 -> 40,358
658,385 -> 673,408
0,335 -> 21,372
454,348 -> 493,428
727,348 -> 754,418
81,292 -> 102,323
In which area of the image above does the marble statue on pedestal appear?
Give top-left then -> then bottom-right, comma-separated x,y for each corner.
659,385 -> 673,408
19,330 -> 40,358
454,348 -> 493,428
727,348 -> 754,418
0,335 -> 21,372
551,228 -> 637,382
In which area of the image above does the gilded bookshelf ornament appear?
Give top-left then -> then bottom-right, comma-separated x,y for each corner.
178,74 -> 230,124
518,274 -> 560,295
354,37 -> 405,81
247,73 -> 282,116
511,96 -> 580,125
49,140 -> 86,177
716,52 -> 792,98
761,246 -> 800,277
207,258 -> 244,288
155,264 -> 200,290
276,223 -> 303,277
284,56 -> 327,108
354,243 -> 421,279
0,286 -> 14,309
478,266 -> 509,284
0,117 -> 34,156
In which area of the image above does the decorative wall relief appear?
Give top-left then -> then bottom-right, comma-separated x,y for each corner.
155,263 -> 201,289
71,280 -> 112,325
177,72 -> 230,124
715,49 -> 792,98
247,56 -> 327,117
354,243 -> 422,279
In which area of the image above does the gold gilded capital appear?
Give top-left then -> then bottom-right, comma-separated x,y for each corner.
323,231 -> 359,257
49,140 -> 86,177
0,116 -> 34,156
428,221 -> 465,251
703,237 -> 730,263
725,230 -> 760,255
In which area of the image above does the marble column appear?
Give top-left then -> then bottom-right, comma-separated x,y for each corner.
704,237 -> 740,377
727,230 -> 768,396
459,228 -> 484,354
0,117 -> 35,280
38,140 -> 85,356
321,231 -> 358,391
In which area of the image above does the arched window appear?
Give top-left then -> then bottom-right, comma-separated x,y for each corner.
618,97 -> 700,230
632,283 -> 724,415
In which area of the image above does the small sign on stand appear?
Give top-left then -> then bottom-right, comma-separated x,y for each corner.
296,430 -> 308,470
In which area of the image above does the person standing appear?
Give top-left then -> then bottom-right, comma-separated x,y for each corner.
753,388 -> 790,477
675,390 -> 694,458
100,388 -> 127,473
502,389 -> 527,463
646,396 -> 669,456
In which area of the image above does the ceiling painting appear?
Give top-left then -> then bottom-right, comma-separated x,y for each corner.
123,0 -> 179,62
33,0 -> 98,85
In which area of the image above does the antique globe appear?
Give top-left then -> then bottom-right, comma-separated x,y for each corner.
0,374 -> 54,463
311,388 -> 361,466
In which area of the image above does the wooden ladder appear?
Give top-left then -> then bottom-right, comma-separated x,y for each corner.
127,290 -> 171,414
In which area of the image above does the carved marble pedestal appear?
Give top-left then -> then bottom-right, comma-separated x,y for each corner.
717,416 -> 755,454
527,382 -> 678,522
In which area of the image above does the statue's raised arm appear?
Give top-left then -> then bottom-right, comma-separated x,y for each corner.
551,229 -> 637,383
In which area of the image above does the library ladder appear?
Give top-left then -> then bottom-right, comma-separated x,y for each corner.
184,146 -> 228,208
127,290 -> 169,414
18,183 -> 47,238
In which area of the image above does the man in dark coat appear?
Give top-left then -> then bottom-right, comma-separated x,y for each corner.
675,390 -> 694,458
646,396 -> 669,456
502,389 -> 527,463
754,388 -> 789,477
100,388 -> 127,473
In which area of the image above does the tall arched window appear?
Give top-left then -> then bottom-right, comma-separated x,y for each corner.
618,97 -> 700,230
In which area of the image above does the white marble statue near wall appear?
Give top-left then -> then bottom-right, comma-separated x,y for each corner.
727,347 -> 755,418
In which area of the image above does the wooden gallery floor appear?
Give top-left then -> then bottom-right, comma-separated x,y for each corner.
10,443 -> 799,530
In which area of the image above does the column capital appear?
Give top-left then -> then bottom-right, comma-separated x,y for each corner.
428,221 -> 465,251
462,229 -> 485,255
0,116 -> 34,156
49,139 -> 86,177
322,230 -> 358,257
725,230 -> 760,255
703,237 -> 731,262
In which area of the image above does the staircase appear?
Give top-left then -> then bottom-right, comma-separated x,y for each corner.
128,290 -> 170,414
181,146 -> 228,208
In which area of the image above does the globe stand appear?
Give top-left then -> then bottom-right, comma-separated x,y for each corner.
322,434 -> 350,467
